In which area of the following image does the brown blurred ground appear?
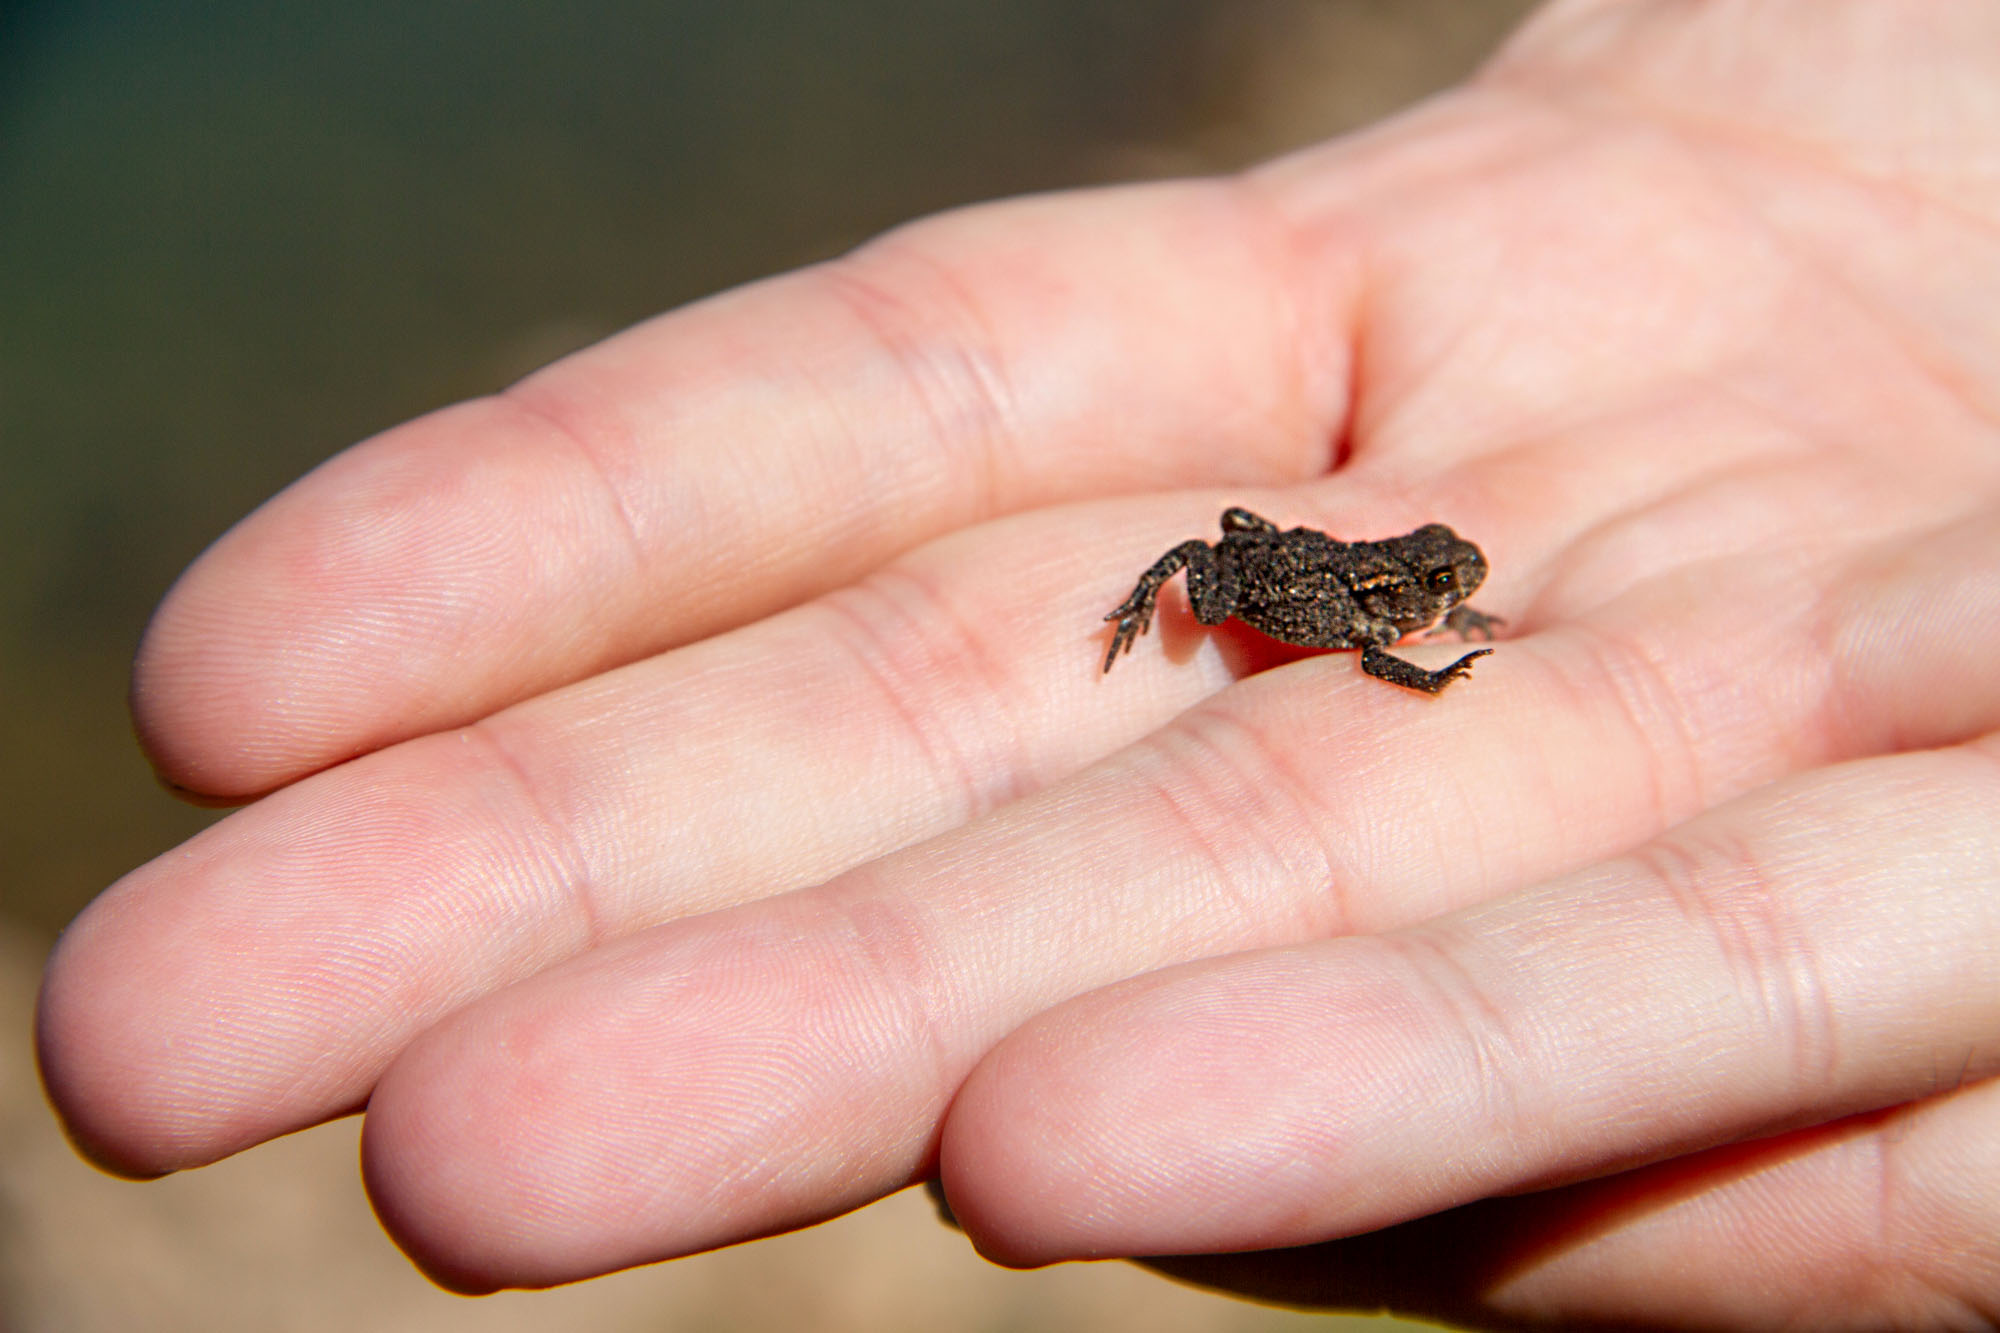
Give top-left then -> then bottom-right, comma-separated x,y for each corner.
0,2 -> 1534,1328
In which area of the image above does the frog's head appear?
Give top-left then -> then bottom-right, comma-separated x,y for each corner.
1372,523 -> 1488,630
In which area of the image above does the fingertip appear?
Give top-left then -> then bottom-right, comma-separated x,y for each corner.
360,897 -> 982,1291
127,459 -> 397,801
34,974 -> 168,1181
939,992 -> 1167,1269
360,999 -> 613,1293
130,397 -> 612,798
942,952 -> 1417,1267
35,900 -> 225,1179
357,934 -> 820,1292
32,799 -> 427,1178
130,564 -> 311,802
141,760 -> 259,810
360,1041 -> 514,1294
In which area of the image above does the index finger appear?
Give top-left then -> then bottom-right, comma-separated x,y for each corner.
134,179 -> 1356,799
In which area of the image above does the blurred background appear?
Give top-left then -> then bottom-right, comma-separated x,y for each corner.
1,1 -> 1535,1327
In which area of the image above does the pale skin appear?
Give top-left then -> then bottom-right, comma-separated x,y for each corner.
35,0 -> 2000,1326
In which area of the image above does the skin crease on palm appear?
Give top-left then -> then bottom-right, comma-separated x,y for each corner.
33,0 -> 2000,1326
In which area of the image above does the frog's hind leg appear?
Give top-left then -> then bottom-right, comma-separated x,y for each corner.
1103,540 -> 1231,671
1179,542 -> 1240,626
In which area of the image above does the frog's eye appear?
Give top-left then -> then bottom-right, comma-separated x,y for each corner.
1426,568 -> 1458,593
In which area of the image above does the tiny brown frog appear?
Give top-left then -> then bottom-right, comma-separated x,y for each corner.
1102,508 -> 1502,693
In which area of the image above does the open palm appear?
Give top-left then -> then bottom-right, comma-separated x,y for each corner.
40,2 -> 2000,1326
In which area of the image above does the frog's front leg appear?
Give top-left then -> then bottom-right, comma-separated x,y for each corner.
1359,640 -> 1492,694
1102,540 -> 1237,672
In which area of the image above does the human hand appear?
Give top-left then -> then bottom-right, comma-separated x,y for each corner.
38,1 -> 2000,1326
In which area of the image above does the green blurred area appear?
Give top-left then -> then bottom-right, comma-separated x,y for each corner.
0,0 -> 1249,936
0,0 -> 1530,935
